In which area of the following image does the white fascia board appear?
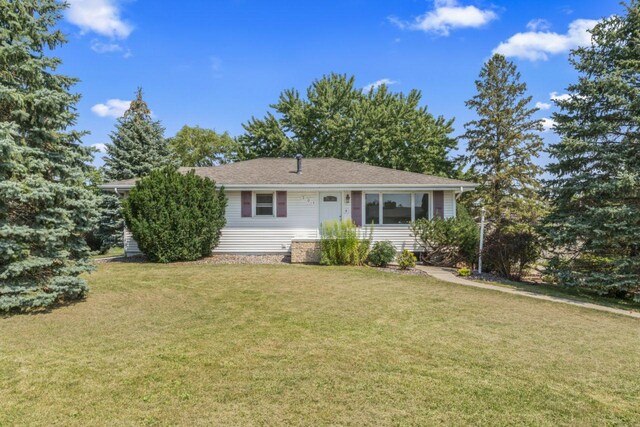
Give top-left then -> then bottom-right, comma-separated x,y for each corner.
98,183 -> 479,191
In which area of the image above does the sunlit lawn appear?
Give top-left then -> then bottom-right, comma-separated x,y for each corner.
1,263 -> 639,426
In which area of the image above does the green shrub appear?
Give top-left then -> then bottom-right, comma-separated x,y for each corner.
368,241 -> 397,267
410,204 -> 479,266
457,267 -> 472,277
484,227 -> 541,281
319,220 -> 371,265
122,167 -> 227,262
396,250 -> 417,270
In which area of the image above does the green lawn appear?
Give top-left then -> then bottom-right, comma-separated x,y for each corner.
2,264 -> 639,426
90,246 -> 125,260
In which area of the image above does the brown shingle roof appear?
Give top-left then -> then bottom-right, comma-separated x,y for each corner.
101,158 -> 476,188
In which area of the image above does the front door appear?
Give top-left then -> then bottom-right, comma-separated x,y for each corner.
319,192 -> 342,225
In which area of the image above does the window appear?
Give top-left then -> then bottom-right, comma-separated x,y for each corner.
323,195 -> 338,202
362,192 -> 433,225
414,193 -> 430,220
382,194 -> 411,224
255,193 -> 274,216
365,193 -> 379,224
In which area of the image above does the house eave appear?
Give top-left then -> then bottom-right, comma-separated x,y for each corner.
99,183 -> 479,192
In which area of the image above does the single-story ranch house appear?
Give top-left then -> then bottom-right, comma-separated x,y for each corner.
101,157 -> 477,261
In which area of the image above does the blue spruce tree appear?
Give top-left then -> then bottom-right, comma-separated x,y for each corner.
97,89 -> 177,252
544,2 -> 640,299
0,0 -> 98,311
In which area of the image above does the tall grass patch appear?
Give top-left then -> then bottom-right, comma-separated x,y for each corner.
319,220 -> 371,265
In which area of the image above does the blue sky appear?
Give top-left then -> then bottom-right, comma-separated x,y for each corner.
57,0 -> 620,166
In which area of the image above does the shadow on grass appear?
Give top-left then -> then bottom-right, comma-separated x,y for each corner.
470,273 -> 640,313
1,296 -> 88,318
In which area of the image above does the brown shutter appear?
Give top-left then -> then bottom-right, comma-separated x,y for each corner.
433,191 -> 444,219
276,191 -> 287,217
351,191 -> 362,226
241,191 -> 252,217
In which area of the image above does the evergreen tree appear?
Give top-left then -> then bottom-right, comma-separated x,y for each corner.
463,54 -> 544,227
97,88 -> 177,252
544,2 -> 640,299
103,88 -> 177,181
238,73 -> 457,176
0,0 -> 98,311
462,54 -> 545,279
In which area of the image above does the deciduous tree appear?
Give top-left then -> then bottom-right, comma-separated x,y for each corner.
168,125 -> 237,167
238,73 -> 457,176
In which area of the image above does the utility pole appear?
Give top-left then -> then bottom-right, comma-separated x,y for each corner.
478,206 -> 485,274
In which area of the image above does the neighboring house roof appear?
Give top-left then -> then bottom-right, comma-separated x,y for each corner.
100,158 -> 477,190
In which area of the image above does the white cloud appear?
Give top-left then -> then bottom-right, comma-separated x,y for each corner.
91,143 -> 108,153
390,0 -> 497,36
91,99 -> 131,118
67,0 -> 132,39
493,18 -> 598,61
363,78 -> 398,92
526,18 -> 551,31
550,91 -> 571,101
90,40 -> 123,53
535,101 -> 551,110
541,117 -> 556,132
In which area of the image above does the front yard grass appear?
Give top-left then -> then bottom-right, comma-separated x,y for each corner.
2,263 -> 639,425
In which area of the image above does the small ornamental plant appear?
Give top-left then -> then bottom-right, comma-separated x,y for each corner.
368,241 -> 397,267
457,267 -> 472,277
396,250 -> 417,270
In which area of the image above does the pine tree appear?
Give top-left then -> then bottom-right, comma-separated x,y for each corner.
544,2 -> 640,299
0,0 -> 98,311
463,54 -> 544,227
103,88 -> 176,181
462,54 -> 545,279
97,89 -> 177,251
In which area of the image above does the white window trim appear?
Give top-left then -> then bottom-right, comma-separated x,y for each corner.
362,191 -> 433,226
253,191 -> 276,217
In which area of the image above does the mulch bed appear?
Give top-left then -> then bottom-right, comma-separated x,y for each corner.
372,266 -> 431,277
94,254 -> 290,265
95,255 -> 431,277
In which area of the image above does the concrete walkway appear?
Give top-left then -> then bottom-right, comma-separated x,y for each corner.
416,265 -> 640,319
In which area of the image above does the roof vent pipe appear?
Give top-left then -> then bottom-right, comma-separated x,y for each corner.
295,154 -> 303,174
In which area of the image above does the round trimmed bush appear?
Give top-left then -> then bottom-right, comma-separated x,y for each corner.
122,167 -> 227,262
368,241 -> 397,267
397,250 -> 417,270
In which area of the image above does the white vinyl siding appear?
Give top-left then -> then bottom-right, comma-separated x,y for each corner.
123,189 -> 458,255
214,191 -> 319,253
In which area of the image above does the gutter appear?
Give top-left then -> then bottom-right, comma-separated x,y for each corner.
99,183 -> 480,191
